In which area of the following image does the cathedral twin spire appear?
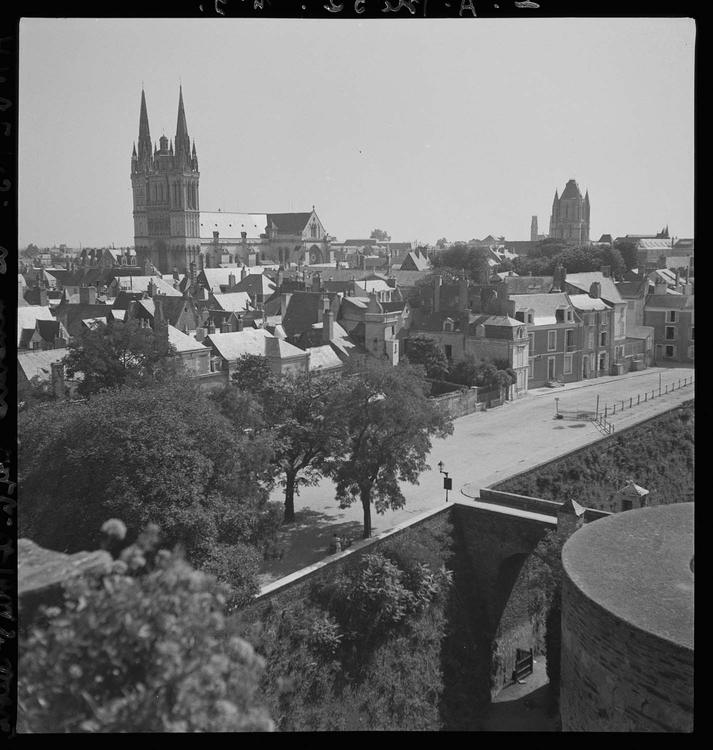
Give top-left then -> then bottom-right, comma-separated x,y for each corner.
132,86 -> 197,172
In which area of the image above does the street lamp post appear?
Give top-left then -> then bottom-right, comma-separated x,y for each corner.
438,460 -> 452,503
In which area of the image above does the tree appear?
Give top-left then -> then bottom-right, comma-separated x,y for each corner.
219,357 -> 344,523
324,359 -> 453,538
21,243 -> 40,259
370,229 -> 391,242
18,379 -> 281,601
432,242 -> 490,283
404,336 -> 450,380
63,319 -> 179,397
436,238 -> 449,249
18,542 -> 273,732
614,238 -> 638,271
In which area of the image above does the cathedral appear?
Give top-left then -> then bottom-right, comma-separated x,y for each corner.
131,88 -> 331,274
548,179 -> 590,244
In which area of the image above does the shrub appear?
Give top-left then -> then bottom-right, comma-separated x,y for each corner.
18,549 -> 273,733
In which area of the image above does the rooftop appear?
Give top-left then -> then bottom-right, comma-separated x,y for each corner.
562,503 -> 693,650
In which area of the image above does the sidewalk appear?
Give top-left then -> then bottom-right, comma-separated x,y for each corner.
527,365 -> 686,397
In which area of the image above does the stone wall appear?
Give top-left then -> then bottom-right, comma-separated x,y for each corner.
430,386 -> 503,419
560,570 -> 694,731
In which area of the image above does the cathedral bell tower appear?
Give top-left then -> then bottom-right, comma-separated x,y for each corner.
131,87 -> 201,274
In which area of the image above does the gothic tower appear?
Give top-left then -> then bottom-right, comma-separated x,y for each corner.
131,87 -> 201,274
548,179 -> 590,244
530,215 -> 539,242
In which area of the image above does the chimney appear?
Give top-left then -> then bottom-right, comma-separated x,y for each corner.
312,273 -> 321,293
39,287 -> 48,307
241,265 -> 248,280
323,309 -> 334,343
433,275 -> 442,313
600,265 -> 611,278
50,362 -> 65,399
236,315 -> 244,332
173,267 -> 180,281
674,269 -> 680,289
459,274 -> 468,311
589,281 -> 601,299
654,280 -> 668,295
221,320 -> 230,333
79,285 -> 97,305
228,273 -> 236,289
277,267 -> 284,288
208,320 -> 216,335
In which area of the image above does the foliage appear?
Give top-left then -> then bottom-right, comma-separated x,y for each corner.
512,243 -> 627,279
62,318 -> 180,397
404,335 -> 450,380
18,379 -> 281,602
324,359 -> 453,537
370,228 -> 391,242
21,243 -> 41,258
494,404 -> 695,511
432,242 -> 490,282
18,374 -> 56,410
18,548 -> 273,732
244,523 -> 458,731
614,238 -> 639,271
221,358 -> 344,523
446,354 -> 513,391
436,238 -> 448,249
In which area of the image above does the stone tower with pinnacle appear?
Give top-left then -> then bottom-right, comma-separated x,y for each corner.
131,86 -> 201,274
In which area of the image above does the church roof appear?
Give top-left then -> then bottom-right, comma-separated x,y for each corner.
267,212 -> 314,235
199,212 -> 267,240
560,179 -> 584,200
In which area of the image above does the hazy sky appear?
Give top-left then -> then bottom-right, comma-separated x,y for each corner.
19,17 -> 695,248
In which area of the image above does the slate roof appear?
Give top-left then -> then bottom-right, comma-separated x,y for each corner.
501,276 -> 554,294
18,348 -> 73,382
509,292 -> 572,325
400,251 -> 429,271
281,292 -> 323,338
57,303 -> 113,337
567,293 -> 610,312
199,212 -> 267,240
233,274 -> 277,297
167,325 -> 208,353
267,212 -> 313,235
114,276 -> 182,296
645,294 -> 694,310
17,306 -> 55,346
564,272 -> 623,305
205,328 -> 273,361
385,270 -> 432,287
211,292 -> 253,312
307,344 -> 344,372
484,315 -> 525,328
637,238 -> 673,251
616,281 -> 648,299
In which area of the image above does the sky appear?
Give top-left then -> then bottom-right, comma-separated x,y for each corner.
19,17 -> 695,248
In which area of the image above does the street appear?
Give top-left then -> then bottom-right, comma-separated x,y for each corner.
259,365 -> 694,584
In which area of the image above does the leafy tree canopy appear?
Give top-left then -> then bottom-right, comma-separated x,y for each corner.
324,358 -> 453,538
18,542 -> 273,733
18,379 -> 281,598
63,319 -> 180,397
432,242 -> 491,282
370,229 -> 391,242
404,336 -> 450,381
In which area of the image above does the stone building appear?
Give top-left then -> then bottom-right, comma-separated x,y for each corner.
131,88 -> 330,274
549,179 -> 590,244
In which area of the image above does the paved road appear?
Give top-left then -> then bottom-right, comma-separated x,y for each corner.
259,365 -> 694,584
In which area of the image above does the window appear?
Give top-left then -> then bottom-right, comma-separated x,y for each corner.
444,344 -> 453,360
667,310 -> 677,323
587,331 -> 594,350
600,331 -> 607,347
665,345 -> 676,358
622,499 -> 633,512
565,328 -> 575,351
665,326 -> 676,340
528,358 -> 534,378
564,354 -> 573,374
600,314 -> 607,328
690,326 -> 695,341
527,312 -> 534,324
528,333 -> 534,352
566,309 -> 574,322
547,330 -> 556,351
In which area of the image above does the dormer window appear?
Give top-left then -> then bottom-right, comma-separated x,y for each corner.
515,311 -> 525,323
566,309 -> 574,322
527,312 -> 534,324
443,318 -> 455,332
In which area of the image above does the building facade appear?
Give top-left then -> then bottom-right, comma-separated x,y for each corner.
131,88 -> 330,274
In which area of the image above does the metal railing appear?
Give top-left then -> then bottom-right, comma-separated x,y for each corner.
597,375 -> 694,421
